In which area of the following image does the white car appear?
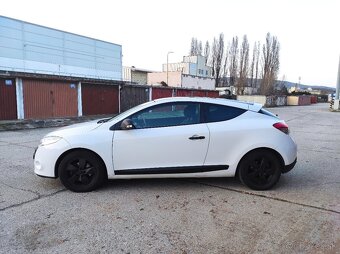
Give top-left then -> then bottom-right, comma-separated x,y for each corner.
34,97 -> 297,192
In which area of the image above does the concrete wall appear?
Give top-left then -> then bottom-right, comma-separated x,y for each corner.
287,96 -> 299,106
182,75 -> 215,90
237,95 -> 267,106
238,95 -> 287,107
287,96 -> 311,106
148,72 -> 182,87
131,71 -> 148,85
148,72 -> 215,90
122,67 -> 132,81
266,96 -> 287,107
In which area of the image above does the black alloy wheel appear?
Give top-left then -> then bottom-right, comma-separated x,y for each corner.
58,150 -> 106,192
238,150 -> 282,190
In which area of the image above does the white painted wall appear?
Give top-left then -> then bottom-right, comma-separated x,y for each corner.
182,75 -> 215,90
237,95 -> 267,106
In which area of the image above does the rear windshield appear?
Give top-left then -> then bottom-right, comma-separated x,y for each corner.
259,108 -> 278,119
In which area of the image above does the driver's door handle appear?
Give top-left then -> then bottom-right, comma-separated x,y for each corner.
189,135 -> 205,140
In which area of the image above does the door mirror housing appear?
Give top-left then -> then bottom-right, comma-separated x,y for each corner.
121,119 -> 135,130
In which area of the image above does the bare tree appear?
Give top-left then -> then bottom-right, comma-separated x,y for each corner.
190,37 -> 203,56
190,37 -> 198,55
211,33 -> 224,87
237,35 -> 249,94
249,41 -> 261,93
190,37 -> 196,55
198,41 -> 203,55
260,33 -> 280,95
221,42 -> 230,86
229,36 -> 239,87
254,41 -> 260,91
250,41 -> 257,87
211,38 -> 217,77
204,40 -> 210,64
276,74 -> 288,95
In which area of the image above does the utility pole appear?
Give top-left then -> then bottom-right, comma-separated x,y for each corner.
333,55 -> 340,110
336,55 -> 340,100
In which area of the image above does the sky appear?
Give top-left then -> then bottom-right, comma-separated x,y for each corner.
1,0 -> 339,87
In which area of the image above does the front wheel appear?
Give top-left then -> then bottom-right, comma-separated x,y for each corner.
58,150 -> 107,192
238,150 -> 282,190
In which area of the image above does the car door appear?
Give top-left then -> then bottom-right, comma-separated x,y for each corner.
202,103 -> 247,166
112,102 -> 210,174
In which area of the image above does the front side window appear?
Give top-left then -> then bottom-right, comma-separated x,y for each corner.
202,103 -> 246,123
129,102 -> 200,129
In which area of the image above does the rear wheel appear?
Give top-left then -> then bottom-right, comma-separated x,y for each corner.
58,150 -> 107,192
238,150 -> 282,190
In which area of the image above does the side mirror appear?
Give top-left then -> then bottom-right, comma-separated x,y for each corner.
120,119 -> 135,130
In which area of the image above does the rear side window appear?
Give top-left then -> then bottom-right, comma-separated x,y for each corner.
202,103 -> 246,123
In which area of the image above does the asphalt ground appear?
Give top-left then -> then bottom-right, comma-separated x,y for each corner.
0,103 -> 339,253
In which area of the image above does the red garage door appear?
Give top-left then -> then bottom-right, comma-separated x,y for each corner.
82,83 -> 119,115
0,78 -> 17,120
23,79 -> 78,119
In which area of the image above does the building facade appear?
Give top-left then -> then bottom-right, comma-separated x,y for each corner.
0,16 -> 123,120
123,66 -> 152,85
162,55 -> 212,78
147,71 -> 215,90
0,16 -> 122,80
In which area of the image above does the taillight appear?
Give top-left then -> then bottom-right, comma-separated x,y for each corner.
273,122 -> 289,134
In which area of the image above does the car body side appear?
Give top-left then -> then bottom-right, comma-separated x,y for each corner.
34,98 -> 297,180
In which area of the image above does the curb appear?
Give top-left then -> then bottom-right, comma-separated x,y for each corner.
0,115 -> 114,131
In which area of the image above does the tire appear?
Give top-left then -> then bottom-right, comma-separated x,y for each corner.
238,150 -> 282,190
58,150 -> 107,192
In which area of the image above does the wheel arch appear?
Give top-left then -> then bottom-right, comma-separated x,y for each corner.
54,148 -> 108,178
236,147 -> 285,175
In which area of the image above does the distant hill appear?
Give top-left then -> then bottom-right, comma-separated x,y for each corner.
217,77 -> 336,94
283,81 -> 336,93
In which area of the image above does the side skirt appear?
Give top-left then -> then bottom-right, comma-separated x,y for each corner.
114,165 -> 229,175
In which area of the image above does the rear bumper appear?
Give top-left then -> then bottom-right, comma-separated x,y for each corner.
282,158 -> 297,174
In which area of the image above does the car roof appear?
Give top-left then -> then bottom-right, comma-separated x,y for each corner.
152,97 -> 262,112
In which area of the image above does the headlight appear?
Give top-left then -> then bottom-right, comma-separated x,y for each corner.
40,136 -> 62,146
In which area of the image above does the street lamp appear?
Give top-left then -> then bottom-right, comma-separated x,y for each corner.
167,51 -> 174,86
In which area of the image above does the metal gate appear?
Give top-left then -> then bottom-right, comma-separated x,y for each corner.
152,87 -> 173,100
120,85 -> 150,112
0,78 -> 17,120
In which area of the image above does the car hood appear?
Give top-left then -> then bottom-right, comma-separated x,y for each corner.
45,120 -> 102,138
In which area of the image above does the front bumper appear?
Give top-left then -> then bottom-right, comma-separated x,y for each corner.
282,158 -> 297,174
34,139 -> 70,178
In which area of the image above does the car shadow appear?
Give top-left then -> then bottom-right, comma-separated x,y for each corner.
102,177 -> 243,192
